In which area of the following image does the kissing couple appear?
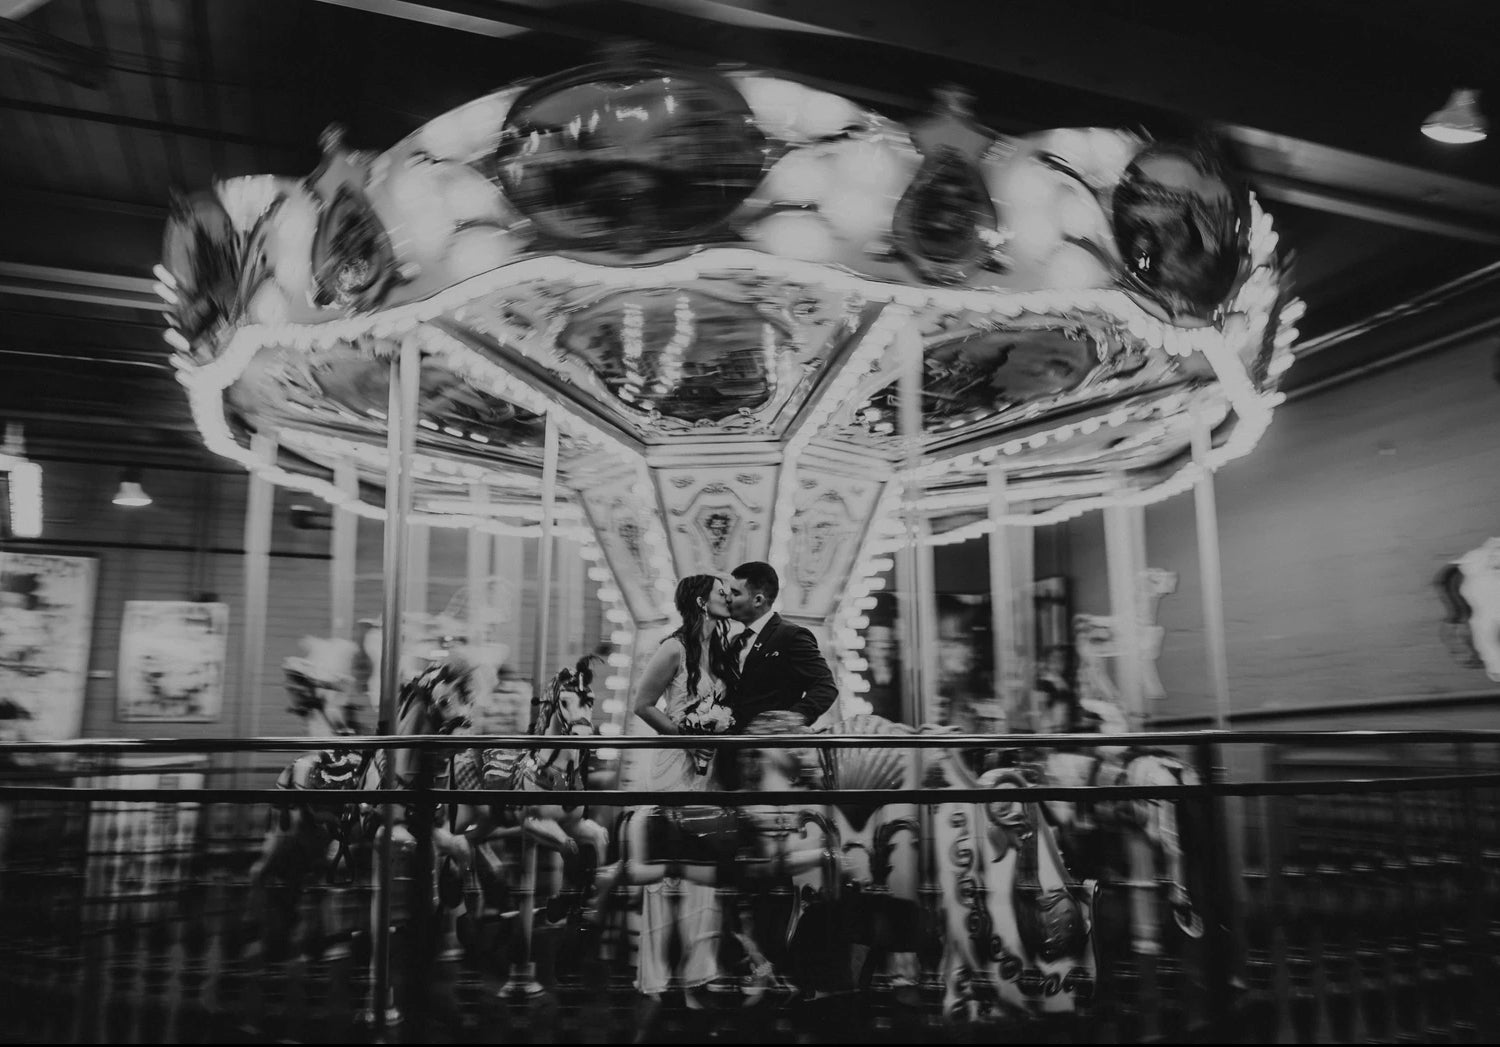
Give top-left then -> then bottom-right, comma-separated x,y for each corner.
632,560 -> 839,793
622,560 -> 839,1016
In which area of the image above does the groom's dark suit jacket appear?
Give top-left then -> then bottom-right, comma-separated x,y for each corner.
728,612 -> 838,732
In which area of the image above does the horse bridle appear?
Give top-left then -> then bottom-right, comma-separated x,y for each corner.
527,670 -> 595,786
399,663 -> 474,737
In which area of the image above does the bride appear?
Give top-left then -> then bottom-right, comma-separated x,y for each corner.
626,574 -> 738,1018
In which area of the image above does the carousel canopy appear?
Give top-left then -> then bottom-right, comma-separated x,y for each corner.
161,55 -> 1295,633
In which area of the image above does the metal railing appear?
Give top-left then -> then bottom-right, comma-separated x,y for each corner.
0,729 -> 1495,1044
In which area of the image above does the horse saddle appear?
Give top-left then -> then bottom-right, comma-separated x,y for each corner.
1009,804 -> 1092,964
272,749 -> 365,832
480,747 -> 525,790
645,805 -> 740,867
282,748 -> 364,791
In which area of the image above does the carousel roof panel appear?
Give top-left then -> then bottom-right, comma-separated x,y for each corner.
429,273 -> 869,444
162,58 -> 1294,533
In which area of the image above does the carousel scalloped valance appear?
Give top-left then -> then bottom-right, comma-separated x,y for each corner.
160,55 -> 1297,637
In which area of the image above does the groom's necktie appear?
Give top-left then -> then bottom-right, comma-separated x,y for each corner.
726,629 -> 754,676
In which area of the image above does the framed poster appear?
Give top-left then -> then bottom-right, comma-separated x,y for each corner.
0,551 -> 97,742
117,601 -> 229,722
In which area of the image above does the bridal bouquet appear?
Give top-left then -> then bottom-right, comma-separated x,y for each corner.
678,690 -> 734,774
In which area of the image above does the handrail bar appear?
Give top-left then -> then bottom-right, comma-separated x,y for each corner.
3,726 -> 1500,754
5,769 -> 1500,805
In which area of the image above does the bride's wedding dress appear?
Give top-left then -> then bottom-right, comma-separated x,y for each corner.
635,660 -> 730,996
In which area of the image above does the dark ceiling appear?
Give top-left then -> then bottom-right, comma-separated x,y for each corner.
1,0 -> 1498,465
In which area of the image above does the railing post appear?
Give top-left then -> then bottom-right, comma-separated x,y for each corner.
1194,739 -> 1238,1039
407,739 -> 436,1040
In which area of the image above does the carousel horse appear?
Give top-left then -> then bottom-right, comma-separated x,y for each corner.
249,650 -> 481,945
474,655 -> 610,911
1045,604 -> 1204,944
1072,567 -> 1177,709
1439,537 -> 1500,680
958,686 -> 1203,954
924,753 -> 1101,1027
1026,731 -> 1201,951
818,714 -> 1100,1025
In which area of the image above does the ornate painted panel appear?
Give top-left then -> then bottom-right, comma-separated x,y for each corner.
779,466 -> 889,620
652,464 -> 777,576
574,472 -> 672,625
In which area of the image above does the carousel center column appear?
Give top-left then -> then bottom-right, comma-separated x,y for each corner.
370,329 -> 421,1033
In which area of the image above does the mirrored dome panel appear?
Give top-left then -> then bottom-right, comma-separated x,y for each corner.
556,288 -> 793,423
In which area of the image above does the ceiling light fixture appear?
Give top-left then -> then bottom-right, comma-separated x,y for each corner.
112,468 -> 153,508
1422,88 -> 1489,144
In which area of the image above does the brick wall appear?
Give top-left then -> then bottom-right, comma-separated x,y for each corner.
1065,332 -> 1500,727
928,333 -> 1500,729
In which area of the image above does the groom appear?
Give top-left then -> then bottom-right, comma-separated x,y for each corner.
723,561 -> 837,733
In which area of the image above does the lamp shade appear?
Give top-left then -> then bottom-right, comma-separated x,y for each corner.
113,469 -> 152,507
1422,88 -> 1488,144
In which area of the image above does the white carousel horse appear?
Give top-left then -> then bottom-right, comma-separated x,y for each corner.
1062,581 -> 1202,950
924,758 -> 1100,1027
1072,566 -> 1177,710
475,655 -> 610,906
1450,537 -> 1500,681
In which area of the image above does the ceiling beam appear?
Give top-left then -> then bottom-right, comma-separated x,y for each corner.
1252,174 -> 1500,246
4,183 -> 167,218
623,0 -> 1500,238
1227,126 -> 1500,241
0,94 -> 305,153
312,0 -> 532,38
0,261 -> 165,312
0,7 -> 104,88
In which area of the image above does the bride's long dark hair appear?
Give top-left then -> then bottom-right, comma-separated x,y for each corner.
668,574 -> 733,698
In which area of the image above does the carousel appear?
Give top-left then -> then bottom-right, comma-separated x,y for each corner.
158,50 -> 1295,1040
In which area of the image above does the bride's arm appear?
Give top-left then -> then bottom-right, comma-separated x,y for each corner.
632,639 -> 682,736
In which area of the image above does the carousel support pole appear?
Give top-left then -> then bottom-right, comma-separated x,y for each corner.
555,534 -> 584,672
493,533 -> 524,667
1103,498 -> 1148,731
406,521 -> 430,635
990,465 -> 1014,726
1105,495 -> 1158,966
616,627 -> 646,792
236,432 -> 276,788
369,332 -> 421,1037
1189,413 -> 1232,734
529,412 -> 561,727
502,411 -> 558,999
466,485 -> 491,645
895,321 -> 929,725
1127,496 -> 1160,719
1012,526 -> 1037,727
894,320 -> 942,983
499,837 -> 546,998
1189,406 -> 1246,1009
914,520 -> 940,716
331,458 -> 358,642
984,468 -> 1032,729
